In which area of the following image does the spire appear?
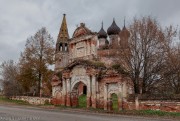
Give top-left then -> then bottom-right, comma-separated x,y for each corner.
123,17 -> 126,29
57,14 -> 69,42
101,21 -> 103,29
98,21 -> 107,39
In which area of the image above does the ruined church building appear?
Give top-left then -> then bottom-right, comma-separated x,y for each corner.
51,14 -> 133,111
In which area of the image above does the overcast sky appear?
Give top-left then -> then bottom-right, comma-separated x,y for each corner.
0,0 -> 180,64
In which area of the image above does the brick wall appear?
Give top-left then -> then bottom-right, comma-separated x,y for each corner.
124,101 -> 180,112
11,96 -> 51,105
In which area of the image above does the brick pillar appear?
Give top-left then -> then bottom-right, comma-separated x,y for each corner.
108,99 -> 113,111
87,76 -> 91,108
135,95 -> 139,110
104,84 -> 108,110
62,78 -> 66,106
91,75 -> 97,108
118,83 -> 123,111
122,82 -> 128,110
66,79 -> 71,107
71,94 -> 78,107
122,82 -> 127,98
96,80 -> 99,108
118,97 -> 121,111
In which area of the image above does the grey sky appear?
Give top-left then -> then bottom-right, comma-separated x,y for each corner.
0,0 -> 180,64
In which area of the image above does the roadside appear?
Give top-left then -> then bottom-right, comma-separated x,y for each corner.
0,96 -> 29,105
0,96 -> 180,120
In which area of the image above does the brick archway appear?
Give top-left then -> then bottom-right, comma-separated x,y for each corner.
61,65 -> 98,108
71,81 -> 87,107
71,78 -> 88,92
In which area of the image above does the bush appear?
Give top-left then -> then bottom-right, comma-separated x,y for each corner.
78,94 -> 87,108
44,100 -> 51,105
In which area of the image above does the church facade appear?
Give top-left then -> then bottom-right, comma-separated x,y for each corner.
51,14 -> 133,110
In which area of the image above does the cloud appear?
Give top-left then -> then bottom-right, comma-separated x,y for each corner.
0,0 -> 180,65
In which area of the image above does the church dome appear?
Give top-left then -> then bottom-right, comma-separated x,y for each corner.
98,22 -> 107,39
119,26 -> 130,38
107,19 -> 120,35
73,23 -> 93,38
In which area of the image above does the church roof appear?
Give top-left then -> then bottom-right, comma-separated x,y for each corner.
107,19 -> 121,35
119,19 -> 130,38
72,23 -> 93,38
98,22 -> 107,39
57,14 -> 69,43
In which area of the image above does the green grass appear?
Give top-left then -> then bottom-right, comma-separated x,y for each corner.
115,109 -> 180,118
1,96 -> 179,119
78,94 -> 87,108
0,96 -> 29,105
136,110 -> 180,117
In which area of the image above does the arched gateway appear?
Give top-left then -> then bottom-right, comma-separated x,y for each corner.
61,64 -> 97,108
52,60 -> 133,110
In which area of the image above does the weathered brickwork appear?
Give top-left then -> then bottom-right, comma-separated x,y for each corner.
11,96 -> 51,105
51,14 -> 179,112
123,101 -> 180,112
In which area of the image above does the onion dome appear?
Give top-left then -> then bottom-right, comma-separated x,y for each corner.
73,23 -> 92,38
119,19 -> 130,38
107,19 -> 121,35
98,22 -> 107,39
121,26 -> 130,37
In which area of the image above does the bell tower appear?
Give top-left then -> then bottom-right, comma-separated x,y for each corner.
55,14 -> 69,72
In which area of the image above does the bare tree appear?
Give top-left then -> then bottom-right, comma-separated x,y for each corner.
161,33 -> 180,94
119,17 -> 174,94
0,60 -> 21,97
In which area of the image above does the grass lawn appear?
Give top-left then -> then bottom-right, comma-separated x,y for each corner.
116,109 -> 180,120
135,110 -> 180,117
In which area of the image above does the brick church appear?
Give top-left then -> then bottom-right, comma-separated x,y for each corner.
51,14 -> 133,110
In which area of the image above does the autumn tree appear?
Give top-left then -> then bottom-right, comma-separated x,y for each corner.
161,28 -> 180,94
0,60 -> 21,97
18,27 -> 54,96
118,17 -> 175,94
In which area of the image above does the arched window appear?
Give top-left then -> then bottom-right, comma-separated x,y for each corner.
59,43 -> 63,51
65,43 -> 68,51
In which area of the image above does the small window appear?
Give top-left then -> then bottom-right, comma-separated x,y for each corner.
59,43 -> 63,51
65,43 -> 68,51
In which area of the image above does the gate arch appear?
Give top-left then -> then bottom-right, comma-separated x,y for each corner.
71,78 -> 87,92
71,81 -> 87,107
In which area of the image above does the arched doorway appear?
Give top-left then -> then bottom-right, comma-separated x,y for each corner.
71,81 -> 87,108
111,93 -> 118,111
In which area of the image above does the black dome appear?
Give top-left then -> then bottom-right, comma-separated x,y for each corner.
98,22 -> 107,39
107,19 -> 120,35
